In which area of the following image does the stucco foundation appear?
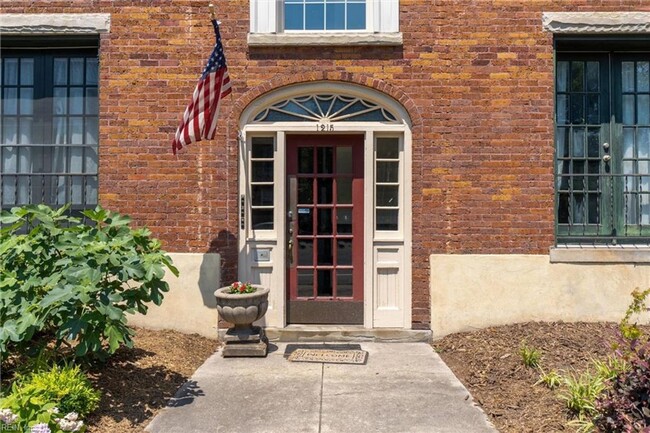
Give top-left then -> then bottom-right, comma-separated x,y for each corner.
430,254 -> 650,338
128,253 -> 221,339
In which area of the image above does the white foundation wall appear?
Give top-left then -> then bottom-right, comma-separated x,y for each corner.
430,254 -> 650,338
128,253 -> 221,339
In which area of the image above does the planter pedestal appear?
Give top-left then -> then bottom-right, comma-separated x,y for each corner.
214,285 -> 270,358
222,326 -> 268,357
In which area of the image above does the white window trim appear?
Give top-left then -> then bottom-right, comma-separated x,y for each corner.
249,0 -> 401,47
0,14 -> 111,35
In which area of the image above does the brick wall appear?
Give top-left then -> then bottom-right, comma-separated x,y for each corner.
4,0 -> 648,328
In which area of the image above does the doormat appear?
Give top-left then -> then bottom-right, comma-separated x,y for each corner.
287,348 -> 368,365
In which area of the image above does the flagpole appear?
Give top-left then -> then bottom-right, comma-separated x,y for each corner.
209,3 -> 216,20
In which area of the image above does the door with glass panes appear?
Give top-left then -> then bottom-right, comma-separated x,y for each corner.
556,53 -> 650,243
286,135 -> 364,324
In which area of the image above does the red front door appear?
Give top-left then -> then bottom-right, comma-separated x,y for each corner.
286,135 -> 364,324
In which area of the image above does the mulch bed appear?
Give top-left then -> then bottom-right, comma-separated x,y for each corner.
85,328 -> 219,433
433,321 -> 649,433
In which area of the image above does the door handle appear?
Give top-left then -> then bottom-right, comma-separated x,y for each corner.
288,238 -> 294,265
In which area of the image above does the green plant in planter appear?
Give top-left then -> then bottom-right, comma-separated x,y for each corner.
0,204 -> 178,362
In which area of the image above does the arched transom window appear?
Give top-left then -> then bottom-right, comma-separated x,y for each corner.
252,94 -> 399,123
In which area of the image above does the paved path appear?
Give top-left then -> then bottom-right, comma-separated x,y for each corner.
146,342 -> 498,433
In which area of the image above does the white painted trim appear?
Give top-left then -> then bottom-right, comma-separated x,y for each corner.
239,82 -> 413,329
247,32 -> 403,46
0,13 -> 111,34
542,12 -> 650,34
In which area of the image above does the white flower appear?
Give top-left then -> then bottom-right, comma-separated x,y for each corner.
56,414 -> 84,432
0,408 -> 18,425
64,412 -> 79,422
30,423 -> 52,433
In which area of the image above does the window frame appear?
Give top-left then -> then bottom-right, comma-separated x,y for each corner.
554,37 -> 650,246
0,41 -> 99,212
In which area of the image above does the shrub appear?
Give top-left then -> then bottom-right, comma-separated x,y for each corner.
0,364 -> 99,432
0,204 -> 178,362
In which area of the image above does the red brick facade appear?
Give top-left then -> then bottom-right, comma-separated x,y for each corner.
4,0 -> 648,328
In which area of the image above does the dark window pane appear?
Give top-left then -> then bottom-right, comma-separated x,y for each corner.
638,94 -> 650,125
588,161 -> 600,190
69,88 -> 84,115
3,59 -> 18,85
298,207 -> 313,235
571,61 -> 585,92
85,88 -> 98,115
377,161 -> 398,183
19,88 -> 33,115
337,208 -> 352,234
557,127 -> 569,158
337,178 -> 352,204
285,3 -> 303,30
556,95 -> 568,125
587,128 -> 600,158
305,3 -> 325,30
586,61 -> 599,92
558,193 -> 569,224
53,58 -> 68,85
376,209 -> 398,231
572,128 -> 585,158
3,88 -> 17,115
297,270 -> 314,298
298,147 -> 313,173
347,2 -> 366,30
317,147 -> 333,173
318,178 -> 333,204
588,193 -> 600,224
556,61 -> 569,93
252,137 -> 274,158
638,61 -> 650,92
252,185 -> 273,206
572,193 -> 585,224
622,62 -> 635,92
572,161 -> 585,191
623,95 -> 635,125
251,209 -> 273,230
298,178 -> 313,203
377,185 -> 398,207
252,161 -> 274,182
337,239 -> 352,265
317,238 -> 333,265
317,208 -> 332,234
86,58 -> 98,85
326,2 -> 345,30
570,94 -> 585,124
336,146 -> 352,173
336,269 -> 353,297
70,58 -> 84,85
298,239 -> 313,266
377,137 -> 399,158
317,270 -> 332,297
586,94 -> 599,124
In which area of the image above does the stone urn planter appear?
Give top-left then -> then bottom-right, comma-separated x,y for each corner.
214,284 -> 270,357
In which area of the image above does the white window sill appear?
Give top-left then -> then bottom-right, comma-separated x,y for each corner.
550,245 -> 650,263
247,32 -> 403,47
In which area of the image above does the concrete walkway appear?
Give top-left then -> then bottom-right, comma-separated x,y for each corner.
146,343 -> 498,433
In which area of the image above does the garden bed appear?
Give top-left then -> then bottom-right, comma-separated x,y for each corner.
85,327 -> 218,433
433,321 -> 650,433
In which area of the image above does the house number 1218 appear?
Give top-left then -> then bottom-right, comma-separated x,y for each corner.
316,123 -> 334,132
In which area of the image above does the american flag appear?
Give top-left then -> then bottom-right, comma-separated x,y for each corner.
172,19 -> 232,154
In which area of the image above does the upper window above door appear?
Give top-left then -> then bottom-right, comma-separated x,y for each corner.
248,0 -> 401,47
285,0 -> 365,31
